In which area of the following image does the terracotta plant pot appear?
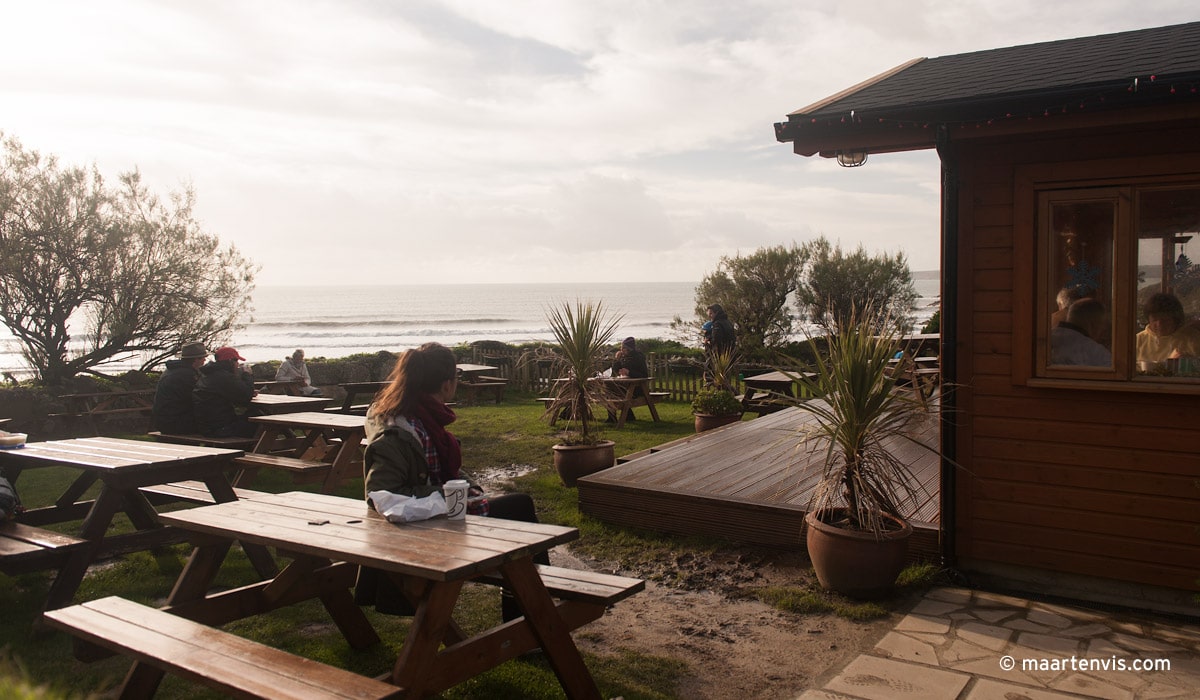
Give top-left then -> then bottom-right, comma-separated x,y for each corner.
804,509 -> 913,599
693,412 -> 742,433
551,440 -> 616,487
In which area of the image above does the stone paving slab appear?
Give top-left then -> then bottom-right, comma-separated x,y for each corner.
799,587 -> 1200,700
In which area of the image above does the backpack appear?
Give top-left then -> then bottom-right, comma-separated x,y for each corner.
0,476 -> 17,521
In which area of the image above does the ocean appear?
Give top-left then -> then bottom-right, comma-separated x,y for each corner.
0,279 -> 939,374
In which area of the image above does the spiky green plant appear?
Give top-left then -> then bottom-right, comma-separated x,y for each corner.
540,300 -> 624,444
792,309 -> 936,536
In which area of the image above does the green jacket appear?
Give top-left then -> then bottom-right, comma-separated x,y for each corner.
362,411 -> 479,504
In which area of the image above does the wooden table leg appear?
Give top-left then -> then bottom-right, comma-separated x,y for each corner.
614,386 -> 636,429
320,432 -> 363,494
201,475 -> 277,578
390,579 -> 465,696
502,558 -> 601,700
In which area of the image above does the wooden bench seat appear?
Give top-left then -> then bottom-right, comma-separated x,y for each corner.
233,453 -> 331,481
475,564 -> 644,607
0,521 -> 90,610
43,596 -> 402,700
139,480 -> 272,507
147,431 -> 258,450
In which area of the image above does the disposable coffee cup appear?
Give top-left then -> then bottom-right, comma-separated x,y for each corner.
444,479 -> 470,520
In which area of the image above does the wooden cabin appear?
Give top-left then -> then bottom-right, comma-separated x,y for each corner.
775,21 -> 1200,613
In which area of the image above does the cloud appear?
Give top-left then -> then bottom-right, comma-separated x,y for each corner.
1,0 -> 1194,285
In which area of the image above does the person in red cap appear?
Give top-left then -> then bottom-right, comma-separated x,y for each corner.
193,346 -> 258,437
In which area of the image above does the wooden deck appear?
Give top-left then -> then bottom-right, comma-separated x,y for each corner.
577,406 -> 941,560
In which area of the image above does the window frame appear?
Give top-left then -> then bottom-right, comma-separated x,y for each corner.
1015,155 -> 1200,393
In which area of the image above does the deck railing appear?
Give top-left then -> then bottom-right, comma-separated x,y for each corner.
467,346 -> 802,402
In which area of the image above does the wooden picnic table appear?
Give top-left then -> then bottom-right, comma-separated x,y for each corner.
251,393 -> 332,414
740,370 -> 815,414
337,381 -> 386,414
546,376 -> 663,429
0,437 -> 274,609
246,411 -> 365,493
456,363 -> 497,381
253,379 -> 306,395
119,491 -> 619,698
53,390 -> 155,434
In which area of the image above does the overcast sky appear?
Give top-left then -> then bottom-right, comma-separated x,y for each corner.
2,1 -> 1195,286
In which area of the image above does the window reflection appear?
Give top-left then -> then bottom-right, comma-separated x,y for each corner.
1047,200 -> 1114,368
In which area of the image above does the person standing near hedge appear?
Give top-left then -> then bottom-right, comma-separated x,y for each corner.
152,342 -> 207,434
705,304 -> 736,355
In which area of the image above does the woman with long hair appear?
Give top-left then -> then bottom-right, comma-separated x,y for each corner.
358,342 -> 543,618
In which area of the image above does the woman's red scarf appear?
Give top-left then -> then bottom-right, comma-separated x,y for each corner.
412,394 -> 461,480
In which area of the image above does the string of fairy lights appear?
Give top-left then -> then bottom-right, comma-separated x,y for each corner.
780,74 -> 1200,135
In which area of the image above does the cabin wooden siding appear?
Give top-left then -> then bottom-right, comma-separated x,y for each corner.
950,114 -> 1200,592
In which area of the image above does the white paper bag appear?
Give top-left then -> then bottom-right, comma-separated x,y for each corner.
368,490 -> 447,523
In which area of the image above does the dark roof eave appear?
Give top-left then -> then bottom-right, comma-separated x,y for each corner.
775,75 -> 1200,154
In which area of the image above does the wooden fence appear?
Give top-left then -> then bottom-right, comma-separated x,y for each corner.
465,346 -> 776,403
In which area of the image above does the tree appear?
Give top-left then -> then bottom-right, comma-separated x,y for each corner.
677,244 -> 805,356
796,237 -> 917,336
0,134 -> 258,385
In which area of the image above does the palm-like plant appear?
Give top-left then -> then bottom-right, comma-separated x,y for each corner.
793,309 -> 933,536
691,346 -> 742,416
540,300 -> 623,444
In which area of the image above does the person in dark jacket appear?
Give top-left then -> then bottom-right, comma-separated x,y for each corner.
152,342 -> 207,434
705,303 -> 736,354
609,336 -> 649,422
193,346 -> 258,437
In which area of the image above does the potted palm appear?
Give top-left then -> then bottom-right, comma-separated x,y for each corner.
691,346 -> 743,432
790,309 -> 936,599
538,300 -> 623,487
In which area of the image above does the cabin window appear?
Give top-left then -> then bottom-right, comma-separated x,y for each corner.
1037,183 -> 1200,385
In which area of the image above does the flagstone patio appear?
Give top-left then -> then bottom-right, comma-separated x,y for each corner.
797,587 -> 1200,700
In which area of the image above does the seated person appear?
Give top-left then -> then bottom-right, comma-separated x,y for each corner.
611,336 -> 648,378
1050,286 -> 1082,328
275,348 -> 323,396
1136,292 -> 1200,362
358,342 -> 544,619
152,341 -> 207,434
193,346 -> 259,437
608,336 -> 649,422
1050,299 -> 1111,366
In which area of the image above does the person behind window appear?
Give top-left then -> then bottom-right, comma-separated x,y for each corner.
275,348 -> 323,396
1050,299 -> 1111,366
1050,286 -> 1083,328
358,342 -> 544,619
1136,292 -> 1200,362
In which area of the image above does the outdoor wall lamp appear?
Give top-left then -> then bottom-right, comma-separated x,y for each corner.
836,150 -> 868,167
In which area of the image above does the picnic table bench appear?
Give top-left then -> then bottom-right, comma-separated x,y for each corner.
51,390 -> 155,434
44,596 -> 402,700
0,521 -> 90,611
147,432 -> 258,450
